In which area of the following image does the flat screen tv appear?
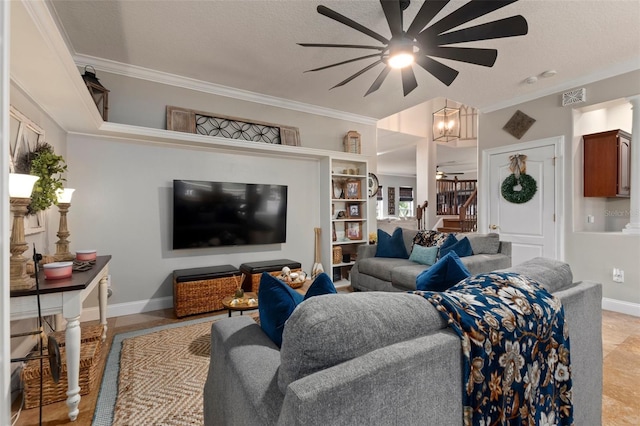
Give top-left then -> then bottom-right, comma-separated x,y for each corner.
173,180 -> 287,249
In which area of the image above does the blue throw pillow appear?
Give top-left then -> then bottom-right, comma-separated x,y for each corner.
415,251 -> 471,292
439,233 -> 458,250
375,228 -> 409,259
409,244 -> 439,266
439,236 -> 473,258
304,272 -> 337,299
258,272 -> 336,346
258,273 -> 304,347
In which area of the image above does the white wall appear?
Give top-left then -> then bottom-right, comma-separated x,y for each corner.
67,134 -> 321,309
479,70 -> 640,309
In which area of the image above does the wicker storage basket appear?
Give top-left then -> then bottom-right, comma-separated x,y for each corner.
332,246 -> 343,264
247,269 -> 302,292
21,325 -> 102,409
173,265 -> 241,318
239,259 -> 302,293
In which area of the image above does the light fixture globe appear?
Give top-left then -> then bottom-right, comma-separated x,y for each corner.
387,39 -> 415,69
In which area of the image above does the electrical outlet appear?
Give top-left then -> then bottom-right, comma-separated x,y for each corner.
613,268 -> 624,283
587,215 -> 595,224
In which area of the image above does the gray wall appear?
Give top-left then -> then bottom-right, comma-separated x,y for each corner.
479,70 -> 640,306
377,174 -> 417,218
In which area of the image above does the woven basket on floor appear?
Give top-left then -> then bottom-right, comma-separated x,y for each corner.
173,275 -> 240,317
249,268 -> 302,292
21,326 -> 102,409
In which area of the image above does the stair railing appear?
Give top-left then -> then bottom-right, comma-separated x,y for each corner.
458,187 -> 478,232
416,200 -> 428,230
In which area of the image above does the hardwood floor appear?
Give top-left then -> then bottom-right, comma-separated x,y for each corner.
11,309 -> 640,425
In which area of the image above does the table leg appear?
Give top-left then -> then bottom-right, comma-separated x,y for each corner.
99,275 -> 108,341
65,315 -> 81,421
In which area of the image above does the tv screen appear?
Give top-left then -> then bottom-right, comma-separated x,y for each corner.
173,180 -> 287,249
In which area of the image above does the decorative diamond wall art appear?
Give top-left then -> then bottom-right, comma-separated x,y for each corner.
502,110 -> 536,139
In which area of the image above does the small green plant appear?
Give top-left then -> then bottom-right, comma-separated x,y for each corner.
17,142 -> 67,214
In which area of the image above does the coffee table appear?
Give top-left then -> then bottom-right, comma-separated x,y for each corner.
221,292 -> 258,317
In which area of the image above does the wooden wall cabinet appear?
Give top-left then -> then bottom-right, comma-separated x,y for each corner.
583,129 -> 631,197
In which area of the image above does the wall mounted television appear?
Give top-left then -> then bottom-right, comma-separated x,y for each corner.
173,180 -> 288,249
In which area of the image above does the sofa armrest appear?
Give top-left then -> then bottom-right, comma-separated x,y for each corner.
498,240 -> 511,257
357,244 -> 377,260
553,280 -> 602,425
277,330 -> 463,426
204,316 -> 284,426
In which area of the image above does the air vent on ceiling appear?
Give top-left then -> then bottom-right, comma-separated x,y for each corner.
562,88 -> 586,106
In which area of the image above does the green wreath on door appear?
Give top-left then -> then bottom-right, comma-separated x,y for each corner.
501,153 -> 537,204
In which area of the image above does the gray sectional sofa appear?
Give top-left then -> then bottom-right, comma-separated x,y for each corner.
203,258 -> 602,425
351,229 -> 512,292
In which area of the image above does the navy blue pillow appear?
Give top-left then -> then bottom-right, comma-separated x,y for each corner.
439,236 -> 473,258
439,233 -> 458,250
375,228 -> 409,259
415,251 -> 471,292
304,272 -> 337,299
258,272 -> 336,346
258,273 -> 303,347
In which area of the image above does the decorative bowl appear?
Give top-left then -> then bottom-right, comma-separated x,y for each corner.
43,262 -> 73,280
76,250 -> 97,261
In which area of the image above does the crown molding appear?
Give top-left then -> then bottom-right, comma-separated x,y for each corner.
73,54 -> 378,126
479,58 -> 640,113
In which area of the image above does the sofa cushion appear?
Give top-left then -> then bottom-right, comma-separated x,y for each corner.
391,264 -> 431,291
461,254 -> 512,276
499,257 -> 573,293
258,272 -> 336,346
439,236 -> 473,258
416,252 -> 471,291
357,257 -> 416,282
408,244 -> 439,266
278,292 -> 448,393
376,228 -> 409,259
456,233 -> 501,254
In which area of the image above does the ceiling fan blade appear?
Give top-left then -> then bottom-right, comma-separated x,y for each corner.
304,53 -> 383,73
414,55 -> 459,86
419,0 -> 519,40
401,67 -> 418,96
331,60 -> 384,89
380,0 -> 403,38
436,15 -> 528,45
318,5 -> 389,44
422,46 -> 498,67
365,66 -> 392,96
406,0 -> 450,37
298,43 -> 385,51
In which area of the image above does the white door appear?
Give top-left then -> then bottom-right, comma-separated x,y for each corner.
485,138 -> 561,267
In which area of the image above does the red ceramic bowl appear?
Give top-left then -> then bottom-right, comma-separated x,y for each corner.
76,250 -> 97,261
43,262 -> 73,280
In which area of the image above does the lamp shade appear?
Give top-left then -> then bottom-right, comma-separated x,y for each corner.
9,173 -> 39,198
56,188 -> 76,203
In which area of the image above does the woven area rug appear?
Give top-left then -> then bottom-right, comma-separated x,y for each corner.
92,313 -> 228,426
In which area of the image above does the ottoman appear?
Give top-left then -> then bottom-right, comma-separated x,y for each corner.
239,259 -> 302,292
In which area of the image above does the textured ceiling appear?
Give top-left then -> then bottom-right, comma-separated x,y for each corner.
49,0 -> 640,120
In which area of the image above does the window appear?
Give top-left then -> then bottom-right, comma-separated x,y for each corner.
376,186 -> 383,219
398,187 -> 414,218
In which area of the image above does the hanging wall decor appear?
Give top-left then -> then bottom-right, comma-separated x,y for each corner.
502,110 -> 535,139
387,187 -> 396,215
501,154 -> 537,204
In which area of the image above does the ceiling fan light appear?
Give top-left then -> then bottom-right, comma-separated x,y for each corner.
388,52 -> 414,69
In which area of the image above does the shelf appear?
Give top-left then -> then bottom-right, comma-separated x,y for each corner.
331,173 -> 366,179
332,261 -> 355,268
332,219 -> 365,222
333,240 -> 366,245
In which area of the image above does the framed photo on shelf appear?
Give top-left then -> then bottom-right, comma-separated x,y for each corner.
346,222 -> 362,240
345,180 -> 361,199
346,202 -> 361,218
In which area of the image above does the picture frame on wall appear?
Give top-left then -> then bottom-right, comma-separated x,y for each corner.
346,202 -> 361,218
388,187 -> 396,215
347,222 -> 362,240
345,180 -> 361,199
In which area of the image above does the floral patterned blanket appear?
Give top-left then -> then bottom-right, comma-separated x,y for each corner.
417,272 -> 573,425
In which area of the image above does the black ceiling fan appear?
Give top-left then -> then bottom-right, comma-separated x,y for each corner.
299,0 -> 528,96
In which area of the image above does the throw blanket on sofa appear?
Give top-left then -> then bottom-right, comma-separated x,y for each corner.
417,272 -> 573,425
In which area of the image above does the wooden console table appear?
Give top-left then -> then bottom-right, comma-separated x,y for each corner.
10,255 -> 111,421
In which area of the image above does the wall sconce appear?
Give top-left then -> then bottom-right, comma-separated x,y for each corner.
432,99 -> 460,143
54,188 -> 76,262
81,65 -> 109,121
9,173 -> 40,290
